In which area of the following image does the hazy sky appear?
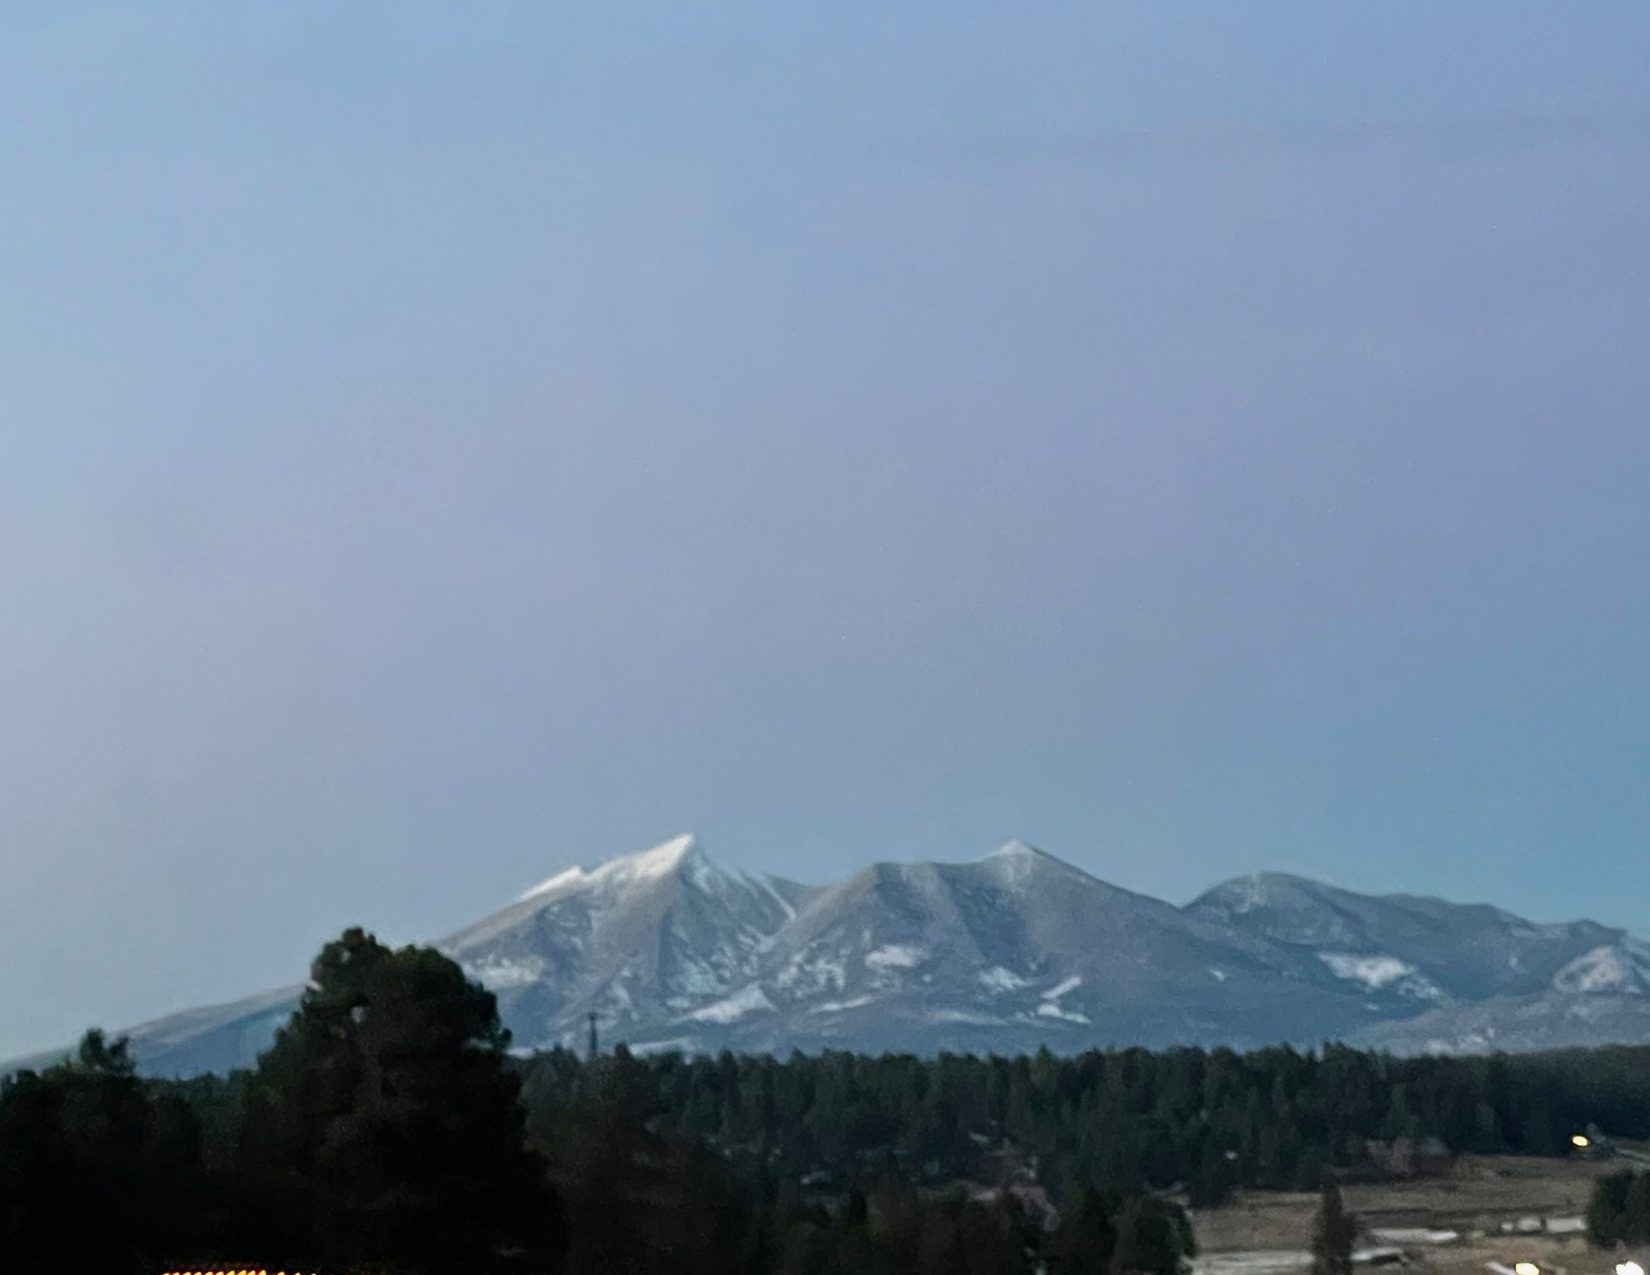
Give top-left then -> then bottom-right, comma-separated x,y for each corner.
3,3 -> 1650,1056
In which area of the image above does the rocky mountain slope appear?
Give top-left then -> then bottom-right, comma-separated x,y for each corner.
17,836 -> 1650,1075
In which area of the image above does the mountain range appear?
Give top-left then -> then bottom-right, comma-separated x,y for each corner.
17,835 -> 1650,1076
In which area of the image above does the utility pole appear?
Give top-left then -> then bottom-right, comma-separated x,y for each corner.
586,1011 -> 599,1062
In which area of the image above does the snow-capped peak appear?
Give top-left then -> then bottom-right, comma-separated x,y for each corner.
517,833 -> 701,902
980,838 -> 1083,889
1209,871 -> 1313,913
979,840 -> 1045,891
509,833 -> 799,917
619,832 -> 701,880
983,839 -> 1068,872
518,865 -> 585,901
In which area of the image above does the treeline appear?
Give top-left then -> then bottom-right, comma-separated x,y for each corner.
519,1036 -> 1650,1205
5,928 -> 1649,1274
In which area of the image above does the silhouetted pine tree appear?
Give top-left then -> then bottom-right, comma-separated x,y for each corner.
1311,1180 -> 1357,1275
1110,1196 -> 1186,1275
248,927 -> 563,1274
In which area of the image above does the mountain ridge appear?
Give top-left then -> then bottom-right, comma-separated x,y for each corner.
13,834 -> 1650,1076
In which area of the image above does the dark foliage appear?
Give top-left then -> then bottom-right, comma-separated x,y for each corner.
515,1040 -> 1650,1206
1589,1169 -> 1650,1247
1310,1181 -> 1356,1275
0,1030 -> 214,1271
240,927 -> 564,1273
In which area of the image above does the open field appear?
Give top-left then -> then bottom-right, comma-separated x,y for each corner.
1193,1156 -> 1642,1275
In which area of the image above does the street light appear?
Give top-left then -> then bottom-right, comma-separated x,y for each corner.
1572,1134 -> 1592,1148
1514,1261 -> 1541,1275
1616,1262 -> 1645,1275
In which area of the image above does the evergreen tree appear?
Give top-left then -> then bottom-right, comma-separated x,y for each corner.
249,927 -> 563,1274
1051,1184 -> 1118,1273
547,1044 -> 740,1273
1187,1146 -> 1236,1209
1310,1181 -> 1357,1275
1110,1196 -> 1185,1275
0,1030 -> 208,1274
49,1030 -> 151,1268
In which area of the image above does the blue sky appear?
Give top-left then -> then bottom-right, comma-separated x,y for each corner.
3,3 -> 1649,1055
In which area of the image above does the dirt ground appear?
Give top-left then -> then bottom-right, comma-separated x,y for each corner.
1192,1156 -> 1639,1275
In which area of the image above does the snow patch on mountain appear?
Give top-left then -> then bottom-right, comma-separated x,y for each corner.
810,996 -> 876,1014
932,1009 -> 1014,1026
865,944 -> 925,971
1551,945 -> 1648,994
978,966 -> 1028,993
754,876 -> 800,920
687,983 -> 775,1024
1035,1003 -> 1091,1024
463,956 -> 547,990
1318,952 -> 1442,1000
665,950 -> 732,997
776,951 -> 848,994
1032,975 -> 1090,1022
1318,952 -> 1413,989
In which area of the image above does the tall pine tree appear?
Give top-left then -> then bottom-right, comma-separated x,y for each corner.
248,927 -> 564,1274
1311,1180 -> 1357,1275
